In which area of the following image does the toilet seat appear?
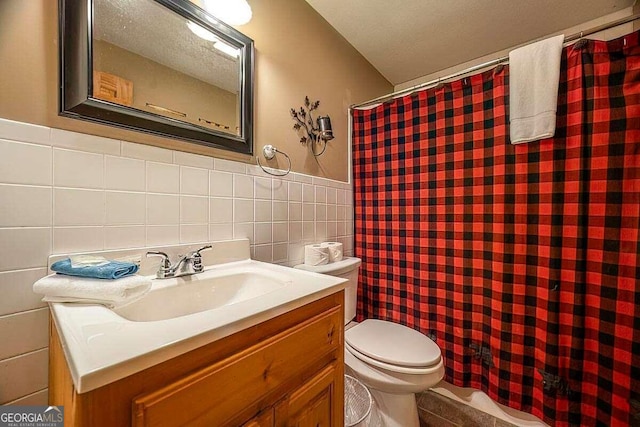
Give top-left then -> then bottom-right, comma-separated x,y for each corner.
345,319 -> 442,375
346,342 -> 442,375
344,346 -> 445,395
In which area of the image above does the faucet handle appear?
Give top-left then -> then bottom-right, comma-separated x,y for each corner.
189,245 -> 212,271
146,251 -> 171,272
193,245 -> 212,256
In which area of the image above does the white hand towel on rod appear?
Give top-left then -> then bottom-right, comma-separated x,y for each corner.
509,34 -> 564,144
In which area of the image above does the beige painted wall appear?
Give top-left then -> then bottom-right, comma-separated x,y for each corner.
394,7 -> 637,92
0,0 -> 391,181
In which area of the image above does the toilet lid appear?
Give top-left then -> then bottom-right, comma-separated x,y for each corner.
294,257 -> 361,275
345,319 -> 441,368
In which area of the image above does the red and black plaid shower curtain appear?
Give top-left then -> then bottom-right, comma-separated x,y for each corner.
352,32 -> 640,426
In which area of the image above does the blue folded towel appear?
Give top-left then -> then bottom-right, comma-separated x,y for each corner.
51,258 -> 139,279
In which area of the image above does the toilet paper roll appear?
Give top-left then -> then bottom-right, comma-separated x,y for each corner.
304,244 -> 329,266
321,242 -> 343,263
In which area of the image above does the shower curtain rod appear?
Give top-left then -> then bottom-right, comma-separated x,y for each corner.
350,12 -> 640,110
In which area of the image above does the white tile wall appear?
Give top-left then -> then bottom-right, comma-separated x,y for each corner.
273,243 -> 288,263
105,226 -> 146,250
0,120 -> 49,145
53,148 -> 103,188
209,198 -> 233,224
0,117 -> 354,404
50,129 -> 120,155
255,199 -> 273,222
273,222 -> 288,243
234,199 -> 255,223
315,186 -> 327,203
0,308 -> 49,360
289,202 -> 302,221
0,140 -> 52,185
106,192 -> 146,225
233,174 -> 254,198
180,167 -> 209,196
173,151 -> 213,169
53,227 -> 104,254
54,189 -> 105,226
0,228 -> 51,271
147,194 -> 180,225
147,162 -> 180,194
273,179 -> 288,201
209,171 -> 233,197
0,268 -> 48,315
288,182 -> 302,202
208,224 -> 233,241
105,156 -> 146,191
0,185 -> 52,227
180,196 -> 209,224
273,201 -> 288,221
0,349 -> 48,403
254,222 -> 273,245
121,141 -> 173,163
5,389 -> 48,406
180,224 -> 208,243
254,177 -> 272,199
146,225 -> 179,246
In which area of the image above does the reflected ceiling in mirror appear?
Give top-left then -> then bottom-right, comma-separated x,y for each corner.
93,0 -> 240,135
60,0 -> 254,154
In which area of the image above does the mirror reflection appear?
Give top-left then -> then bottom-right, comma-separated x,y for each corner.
93,0 -> 241,136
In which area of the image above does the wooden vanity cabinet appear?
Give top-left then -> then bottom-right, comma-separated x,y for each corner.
242,409 -> 274,427
274,363 -> 341,426
242,362 -> 340,427
50,292 -> 344,427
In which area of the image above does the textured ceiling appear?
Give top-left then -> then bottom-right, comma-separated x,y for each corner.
94,0 -> 240,93
305,0 -> 635,85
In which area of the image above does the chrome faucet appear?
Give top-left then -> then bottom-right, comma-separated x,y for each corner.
146,245 -> 212,279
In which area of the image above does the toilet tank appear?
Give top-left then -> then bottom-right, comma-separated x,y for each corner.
294,257 -> 361,325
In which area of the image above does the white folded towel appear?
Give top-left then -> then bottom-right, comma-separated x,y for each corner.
33,274 -> 152,308
509,34 -> 564,144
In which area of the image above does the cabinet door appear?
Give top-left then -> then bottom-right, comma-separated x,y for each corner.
132,306 -> 342,427
243,408 -> 274,427
275,363 -> 343,427
93,71 -> 133,106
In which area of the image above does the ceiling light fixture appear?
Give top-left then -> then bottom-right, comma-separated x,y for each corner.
202,0 -> 252,26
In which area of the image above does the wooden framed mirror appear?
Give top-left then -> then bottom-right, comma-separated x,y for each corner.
59,0 -> 254,154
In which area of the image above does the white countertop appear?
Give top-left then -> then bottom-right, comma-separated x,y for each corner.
50,252 -> 346,393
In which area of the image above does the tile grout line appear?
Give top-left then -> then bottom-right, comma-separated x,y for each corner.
49,133 -> 55,264
0,346 -> 48,363
2,387 -> 48,406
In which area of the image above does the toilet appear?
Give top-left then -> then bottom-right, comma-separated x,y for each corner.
295,257 -> 444,427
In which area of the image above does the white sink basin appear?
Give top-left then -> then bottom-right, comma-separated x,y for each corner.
115,268 -> 289,321
48,244 -> 346,394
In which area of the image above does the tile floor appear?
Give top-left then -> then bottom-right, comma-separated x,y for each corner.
417,391 -> 518,427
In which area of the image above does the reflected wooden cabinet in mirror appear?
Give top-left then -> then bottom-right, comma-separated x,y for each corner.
59,0 -> 254,154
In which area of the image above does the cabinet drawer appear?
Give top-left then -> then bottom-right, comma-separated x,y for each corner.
132,305 -> 342,427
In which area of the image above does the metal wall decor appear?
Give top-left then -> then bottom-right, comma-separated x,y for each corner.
290,97 -> 334,156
